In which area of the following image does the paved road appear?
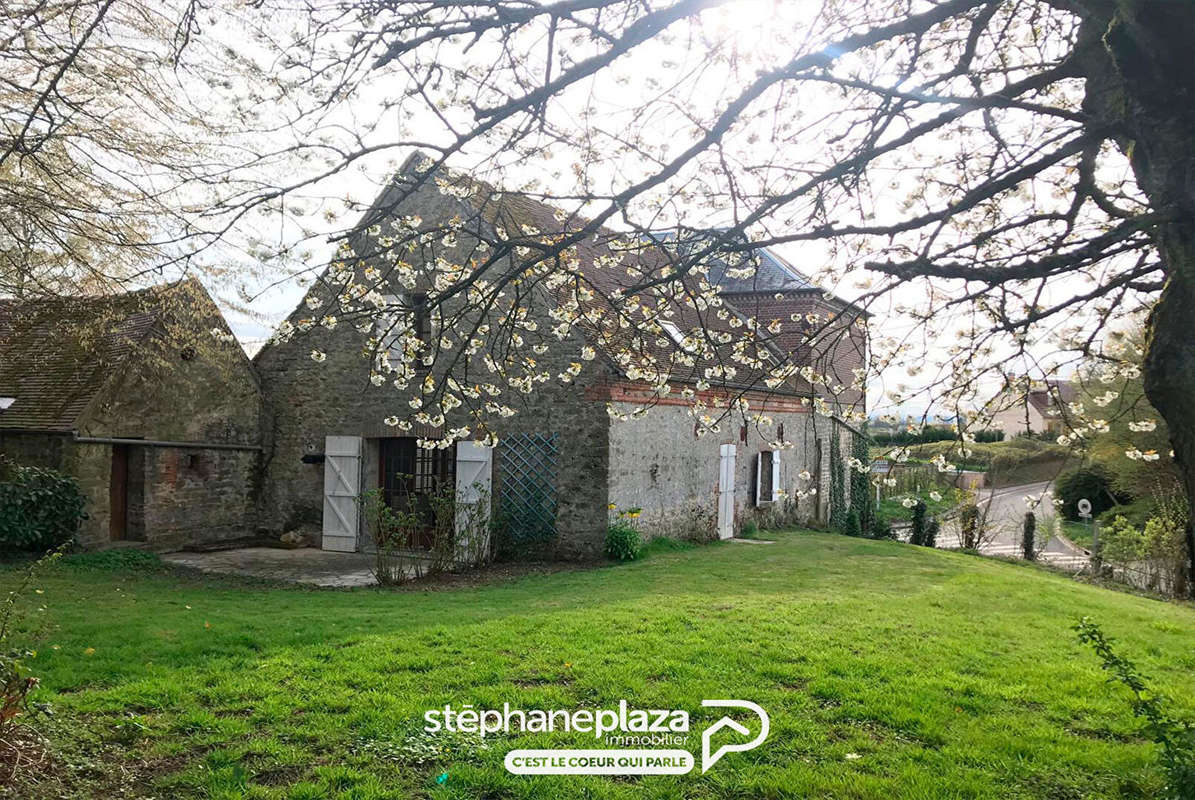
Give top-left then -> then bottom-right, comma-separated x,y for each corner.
936,481 -> 1090,571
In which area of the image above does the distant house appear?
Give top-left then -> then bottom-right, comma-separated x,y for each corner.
0,280 -> 262,549
255,156 -> 867,560
990,379 -> 1076,437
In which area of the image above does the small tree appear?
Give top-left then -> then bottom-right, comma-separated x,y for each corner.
1023,512 -> 1037,561
910,500 -> 928,546
959,504 -> 981,550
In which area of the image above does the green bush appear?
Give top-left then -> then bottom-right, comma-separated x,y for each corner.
925,517 -> 940,548
605,520 -> 642,561
844,510 -> 861,538
1055,464 -> 1129,520
1022,512 -> 1036,561
1097,498 -> 1155,529
909,500 -> 928,546
959,504 -> 980,549
0,461 -> 86,554
868,514 -> 895,540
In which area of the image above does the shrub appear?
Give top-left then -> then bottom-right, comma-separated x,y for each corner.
909,500 -> 928,546
925,517 -> 939,548
1055,464 -> 1128,520
1075,618 -> 1195,799
868,514 -> 895,540
0,461 -> 86,554
605,519 -> 642,561
959,504 -> 980,549
844,510 -> 861,538
740,519 -> 758,539
1022,512 -> 1036,560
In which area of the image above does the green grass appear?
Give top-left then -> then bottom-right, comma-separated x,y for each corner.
1061,519 -> 1096,550
8,532 -> 1195,799
877,487 -> 968,522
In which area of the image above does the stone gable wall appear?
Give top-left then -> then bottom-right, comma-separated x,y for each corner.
254,180 -> 612,558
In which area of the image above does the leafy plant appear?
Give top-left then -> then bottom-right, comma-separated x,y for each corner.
848,432 -> 875,534
829,432 -> 847,532
360,487 -> 424,585
0,459 -> 86,554
1099,493 -> 1188,597
605,506 -> 642,561
740,519 -> 758,539
844,510 -> 861,538
1074,618 -> 1195,799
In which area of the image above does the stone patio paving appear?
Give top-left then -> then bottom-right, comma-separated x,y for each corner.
162,547 -> 388,587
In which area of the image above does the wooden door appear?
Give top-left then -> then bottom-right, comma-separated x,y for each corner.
109,444 -> 129,541
322,435 -> 362,552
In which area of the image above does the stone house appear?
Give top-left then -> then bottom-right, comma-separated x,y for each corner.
990,378 -> 1077,437
0,280 -> 263,550
255,157 -> 867,560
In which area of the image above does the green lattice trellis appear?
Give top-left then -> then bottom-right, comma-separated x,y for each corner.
499,433 -> 558,545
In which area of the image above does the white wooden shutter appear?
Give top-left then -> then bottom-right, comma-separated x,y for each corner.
322,435 -> 362,552
755,452 -> 763,506
755,450 -> 780,506
455,442 -> 493,565
771,449 -> 781,502
717,444 -> 736,539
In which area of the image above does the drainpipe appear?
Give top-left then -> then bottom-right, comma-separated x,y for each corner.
72,434 -> 262,452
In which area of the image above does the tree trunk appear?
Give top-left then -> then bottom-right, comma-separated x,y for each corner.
1077,1 -> 1195,596
1143,273 -> 1195,599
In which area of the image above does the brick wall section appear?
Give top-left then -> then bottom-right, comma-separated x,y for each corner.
722,291 -> 868,408
254,181 -> 613,558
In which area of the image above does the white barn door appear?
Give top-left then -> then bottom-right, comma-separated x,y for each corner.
322,435 -> 362,552
717,443 -> 736,540
455,442 -> 493,565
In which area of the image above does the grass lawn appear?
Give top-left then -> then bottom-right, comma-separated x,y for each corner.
877,487 -> 968,523
1061,520 -> 1097,550
8,532 -> 1195,799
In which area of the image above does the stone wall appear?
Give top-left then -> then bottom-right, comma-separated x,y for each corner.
606,399 -> 847,537
254,177 -> 612,559
0,287 -> 264,551
0,432 -> 69,470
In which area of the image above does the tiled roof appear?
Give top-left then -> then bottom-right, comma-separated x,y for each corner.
0,285 -> 171,431
463,186 -> 818,395
649,229 -> 822,294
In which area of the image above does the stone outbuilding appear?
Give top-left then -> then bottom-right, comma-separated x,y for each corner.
0,279 -> 263,550
255,157 -> 867,561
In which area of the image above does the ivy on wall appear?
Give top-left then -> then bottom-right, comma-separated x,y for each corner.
829,431 -> 847,532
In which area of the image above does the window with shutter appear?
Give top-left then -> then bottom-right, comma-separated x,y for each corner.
756,450 -> 776,505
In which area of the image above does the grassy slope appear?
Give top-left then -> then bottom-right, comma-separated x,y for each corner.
10,533 -> 1195,800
